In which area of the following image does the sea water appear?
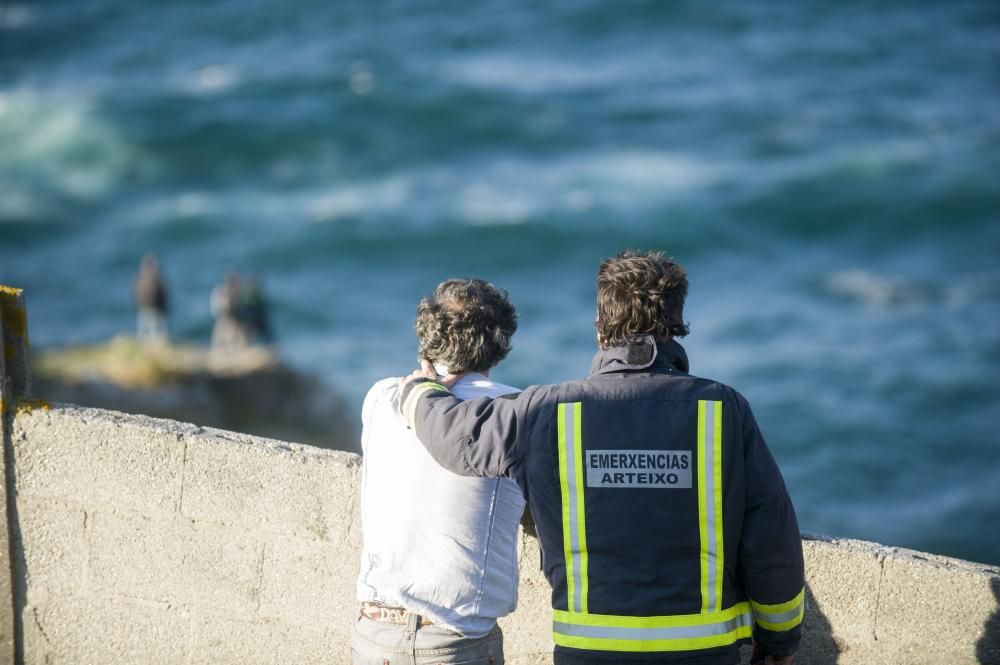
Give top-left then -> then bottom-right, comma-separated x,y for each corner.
1,0 -> 998,565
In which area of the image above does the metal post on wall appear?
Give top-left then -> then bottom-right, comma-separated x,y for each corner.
0,285 -> 30,664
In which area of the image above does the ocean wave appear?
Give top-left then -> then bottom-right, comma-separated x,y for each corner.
105,148 -> 727,230
438,51 -> 636,95
306,150 -> 725,225
185,64 -> 241,95
0,90 -> 153,223
819,267 -> 1000,312
823,270 -> 928,309
0,4 -> 34,30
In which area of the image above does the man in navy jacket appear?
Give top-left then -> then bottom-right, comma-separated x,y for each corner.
399,250 -> 804,665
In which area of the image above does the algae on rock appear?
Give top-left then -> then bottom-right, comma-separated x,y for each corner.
31,336 -> 356,451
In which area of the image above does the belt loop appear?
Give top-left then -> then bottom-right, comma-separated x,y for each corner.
404,610 -> 419,640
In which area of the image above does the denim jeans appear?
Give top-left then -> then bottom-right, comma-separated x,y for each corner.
351,612 -> 504,665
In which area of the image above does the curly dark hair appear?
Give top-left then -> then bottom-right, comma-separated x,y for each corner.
415,279 -> 518,374
595,250 -> 690,349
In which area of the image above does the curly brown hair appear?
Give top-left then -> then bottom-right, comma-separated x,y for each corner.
595,250 -> 689,349
415,279 -> 518,374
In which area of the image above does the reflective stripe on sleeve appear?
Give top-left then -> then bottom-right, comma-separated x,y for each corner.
558,402 -> 588,613
553,603 -> 753,652
401,381 -> 448,429
697,400 -> 724,613
751,588 -> 805,632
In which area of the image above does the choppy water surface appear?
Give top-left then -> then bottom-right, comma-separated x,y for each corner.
2,1 -> 999,564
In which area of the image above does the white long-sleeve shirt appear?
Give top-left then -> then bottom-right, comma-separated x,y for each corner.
356,373 -> 526,637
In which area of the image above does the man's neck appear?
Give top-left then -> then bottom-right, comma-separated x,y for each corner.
433,362 -> 489,380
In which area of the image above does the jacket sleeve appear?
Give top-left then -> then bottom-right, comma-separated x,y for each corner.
398,377 -> 529,479
734,392 -> 805,656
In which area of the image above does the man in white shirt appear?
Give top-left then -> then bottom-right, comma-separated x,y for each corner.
353,278 -> 525,665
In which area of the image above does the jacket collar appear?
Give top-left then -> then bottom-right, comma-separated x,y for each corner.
589,335 -> 690,377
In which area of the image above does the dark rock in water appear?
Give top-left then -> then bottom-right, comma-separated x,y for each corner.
31,336 -> 356,452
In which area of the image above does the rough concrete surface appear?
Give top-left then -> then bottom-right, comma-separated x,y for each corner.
7,404 -> 1000,664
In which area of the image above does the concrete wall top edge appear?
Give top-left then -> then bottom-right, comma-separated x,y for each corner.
21,401 -> 360,467
803,531 -> 1000,575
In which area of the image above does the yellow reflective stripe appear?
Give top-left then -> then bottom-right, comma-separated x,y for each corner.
755,613 -> 803,632
553,625 -> 753,652
712,400 -> 724,611
558,402 -> 588,613
554,602 -> 751,629
751,588 -> 805,632
553,603 -> 753,652
697,400 -> 724,613
572,402 -> 589,614
751,588 -> 805,615
402,381 -> 448,427
697,401 -> 710,613
557,403 -> 574,612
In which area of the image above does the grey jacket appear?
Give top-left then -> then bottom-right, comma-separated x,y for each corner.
400,336 -> 805,663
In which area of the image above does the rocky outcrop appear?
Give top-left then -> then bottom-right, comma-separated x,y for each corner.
30,336 -> 356,451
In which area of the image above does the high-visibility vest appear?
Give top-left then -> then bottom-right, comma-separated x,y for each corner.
552,399 -> 804,654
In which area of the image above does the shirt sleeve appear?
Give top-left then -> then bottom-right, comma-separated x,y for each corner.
399,378 -> 531,479
733,392 -> 805,656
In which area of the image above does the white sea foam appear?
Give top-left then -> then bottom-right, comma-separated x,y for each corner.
824,270 -> 925,309
458,183 -> 536,225
306,176 -> 412,222
562,150 -> 726,192
0,5 -> 35,30
0,89 -> 150,221
297,149 -> 726,227
188,64 -> 240,94
439,52 -> 631,94
348,61 -> 376,96
733,137 -> 942,196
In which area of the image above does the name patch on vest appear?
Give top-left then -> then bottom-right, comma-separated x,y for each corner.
586,450 -> 692,488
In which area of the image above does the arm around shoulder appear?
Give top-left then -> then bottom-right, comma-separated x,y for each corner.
400,376 -> 532,479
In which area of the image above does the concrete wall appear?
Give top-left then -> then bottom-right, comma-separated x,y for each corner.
5,403 -> 999,665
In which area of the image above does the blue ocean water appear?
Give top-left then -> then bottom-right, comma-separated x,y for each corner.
1,1 -> 998,565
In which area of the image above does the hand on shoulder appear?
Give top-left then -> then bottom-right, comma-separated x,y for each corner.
397,359 -> 463,394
